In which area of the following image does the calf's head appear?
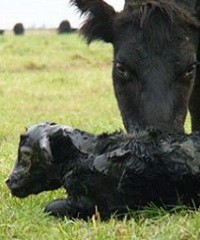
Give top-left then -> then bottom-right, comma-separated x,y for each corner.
6,123 -> 62,198
71,0 -> 199,132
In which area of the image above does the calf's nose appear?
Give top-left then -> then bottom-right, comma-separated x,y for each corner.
5,178 -> 11,186
5,174 -> 19,188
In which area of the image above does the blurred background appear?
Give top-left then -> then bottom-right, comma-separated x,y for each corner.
0,0 -> 124,33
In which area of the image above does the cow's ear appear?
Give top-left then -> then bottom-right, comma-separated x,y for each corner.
71,0 -> 116,43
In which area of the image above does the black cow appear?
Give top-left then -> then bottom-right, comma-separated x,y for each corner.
6,122 -> 200,219
70,0 -> 200,133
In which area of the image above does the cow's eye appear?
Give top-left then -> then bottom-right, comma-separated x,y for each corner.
186,64 -> 196,76
115,62 -> 128,78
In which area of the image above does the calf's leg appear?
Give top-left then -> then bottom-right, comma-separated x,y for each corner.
44,196 -> 95,219
44,199 -> 70,218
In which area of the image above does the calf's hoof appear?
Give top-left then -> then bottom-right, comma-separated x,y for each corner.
44,199 -> 70,218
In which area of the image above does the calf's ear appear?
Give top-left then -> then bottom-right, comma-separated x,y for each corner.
70,0 -> 116,43
39,136 -> 53,164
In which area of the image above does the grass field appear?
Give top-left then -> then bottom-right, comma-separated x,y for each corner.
0,32 -> 199,240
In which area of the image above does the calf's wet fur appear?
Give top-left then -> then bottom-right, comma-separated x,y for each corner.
6,122 -> 200,219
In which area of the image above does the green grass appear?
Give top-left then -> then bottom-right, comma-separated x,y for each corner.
0,32 -> 199,240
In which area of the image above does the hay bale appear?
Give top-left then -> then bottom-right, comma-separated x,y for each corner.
58,20 -> 71,34
13,23 -> 24,35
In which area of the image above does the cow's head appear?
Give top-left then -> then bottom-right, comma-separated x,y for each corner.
71,0 -> 199,132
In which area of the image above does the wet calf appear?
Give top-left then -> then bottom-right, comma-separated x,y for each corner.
6,122 -> 200,219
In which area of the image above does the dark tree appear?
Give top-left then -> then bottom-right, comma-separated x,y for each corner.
58,20 -> 71,34
13,23 -> 24,35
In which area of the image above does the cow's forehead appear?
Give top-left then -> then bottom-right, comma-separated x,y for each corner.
115,1 -> 198,33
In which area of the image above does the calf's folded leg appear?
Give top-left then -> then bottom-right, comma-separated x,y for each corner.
44,196 -> 95,220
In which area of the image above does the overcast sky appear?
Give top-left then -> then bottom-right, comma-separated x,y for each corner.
0,0 -> 124,30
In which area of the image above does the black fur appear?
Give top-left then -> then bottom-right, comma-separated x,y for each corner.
6,123 -> 200,220
71,0 -> 200,133
70,0 -> 116,43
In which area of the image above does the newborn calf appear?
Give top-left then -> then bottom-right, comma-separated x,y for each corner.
6,122 -> 200,219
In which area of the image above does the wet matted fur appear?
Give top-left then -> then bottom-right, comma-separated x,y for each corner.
6,122 -> 200,219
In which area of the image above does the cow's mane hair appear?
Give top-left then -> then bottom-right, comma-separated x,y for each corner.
118,0 -> 199,30
113,0 -> 199,51
71,0 -> 199,44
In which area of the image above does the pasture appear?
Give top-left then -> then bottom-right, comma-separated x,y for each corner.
0,32 -> 199,240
